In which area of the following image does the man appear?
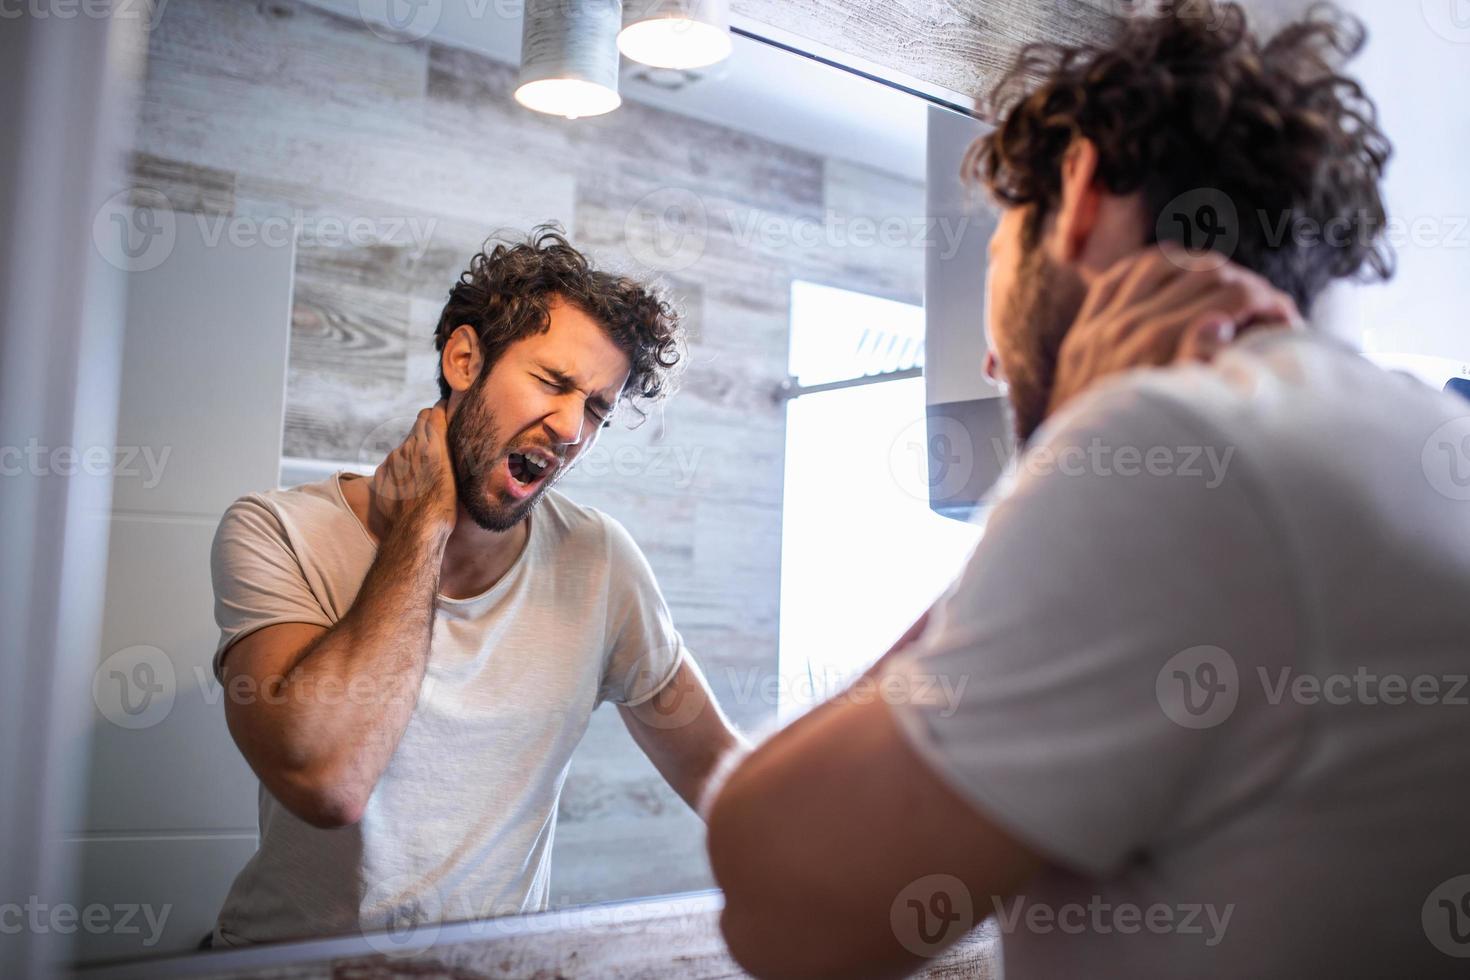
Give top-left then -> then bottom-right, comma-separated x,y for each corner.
208,226 -> 741,946
708,4 -> 1470,978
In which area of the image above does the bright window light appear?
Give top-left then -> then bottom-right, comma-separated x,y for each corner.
778,282 -> 984,721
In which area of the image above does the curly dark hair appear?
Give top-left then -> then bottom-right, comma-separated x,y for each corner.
966,1 -> 1393,313
433,224 -> 684,421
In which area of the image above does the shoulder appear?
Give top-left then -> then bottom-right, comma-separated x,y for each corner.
213,475 -> 355,555
1036,331 -> 1314,455
988,345 -> 1291,576
537,490 -> 652,572
1039,330 -> 1456,511
536,488 -> 610,541
1055,330 -> 1437,458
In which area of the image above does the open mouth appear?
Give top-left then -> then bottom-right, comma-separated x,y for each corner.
506,448 -> 556,493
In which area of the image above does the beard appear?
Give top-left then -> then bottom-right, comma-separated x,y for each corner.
445,380 -> 556,533
998,242 -> 1087,447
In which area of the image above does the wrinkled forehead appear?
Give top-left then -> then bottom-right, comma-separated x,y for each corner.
518,301 -> 631,403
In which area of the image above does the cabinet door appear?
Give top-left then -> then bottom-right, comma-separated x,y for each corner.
925,105 -> 1008,519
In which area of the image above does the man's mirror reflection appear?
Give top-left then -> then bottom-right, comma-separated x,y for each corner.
207,229 -> 743,945
46,0 -> 1470,977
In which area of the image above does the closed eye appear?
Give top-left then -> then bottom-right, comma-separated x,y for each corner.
536,374 -> 612,427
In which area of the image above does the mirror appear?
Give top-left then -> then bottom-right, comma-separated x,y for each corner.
70,0 -> 983,967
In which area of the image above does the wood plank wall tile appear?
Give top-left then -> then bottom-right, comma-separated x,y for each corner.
733,0 -> 1116,104
131,151 -> 236,215
731,0 -> 1319,109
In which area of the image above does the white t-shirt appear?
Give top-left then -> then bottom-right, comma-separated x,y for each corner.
886,331 -> 1470,977
208,474 -> 684,946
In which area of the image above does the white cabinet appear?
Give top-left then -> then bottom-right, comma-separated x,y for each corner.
924,105 -> 1009,519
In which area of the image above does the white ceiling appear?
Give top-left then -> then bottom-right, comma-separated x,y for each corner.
302,0 -> 930,180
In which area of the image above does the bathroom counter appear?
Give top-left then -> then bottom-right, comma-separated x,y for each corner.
75,891 -> 1001,979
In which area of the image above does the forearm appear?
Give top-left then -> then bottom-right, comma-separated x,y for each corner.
264,508 -> 449,809
670,716 -> 746,816
622,657 -> 749,818
698,606 -> 934,819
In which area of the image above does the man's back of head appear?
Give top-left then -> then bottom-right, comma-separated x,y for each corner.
968,1 -> 1395,442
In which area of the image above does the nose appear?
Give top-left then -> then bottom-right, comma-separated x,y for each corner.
983,350 -> 1003,384
542,399 -> 587,450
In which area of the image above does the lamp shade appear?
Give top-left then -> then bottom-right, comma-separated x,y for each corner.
515,0 -> 623,119
618,0 -> 732,70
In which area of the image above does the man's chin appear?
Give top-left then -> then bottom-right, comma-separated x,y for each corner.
460,485 -> 541,533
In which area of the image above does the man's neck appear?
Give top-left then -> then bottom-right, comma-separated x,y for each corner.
437,504 -> 529,600
341,473 -> 528,600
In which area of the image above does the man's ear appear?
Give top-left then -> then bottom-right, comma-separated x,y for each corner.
1050,138 -> 1103,265
441,324 -> 484,396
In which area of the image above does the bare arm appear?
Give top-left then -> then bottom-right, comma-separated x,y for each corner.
221,406 -> 457,828
707,692 -> 1042,980
700,604 -> 934,792
617,656 -> 746,814
702,602 -> 1034,979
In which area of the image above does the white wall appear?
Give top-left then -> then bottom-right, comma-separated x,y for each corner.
1322,3 -> 1470,364
70,214 -> 296,962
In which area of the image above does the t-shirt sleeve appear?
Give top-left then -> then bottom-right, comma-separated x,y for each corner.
597,513 -> 687,707
210,494 -> 333,682
883,382 -> 1310,878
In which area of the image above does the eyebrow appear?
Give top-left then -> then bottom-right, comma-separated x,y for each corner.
538,364 -> 615,415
